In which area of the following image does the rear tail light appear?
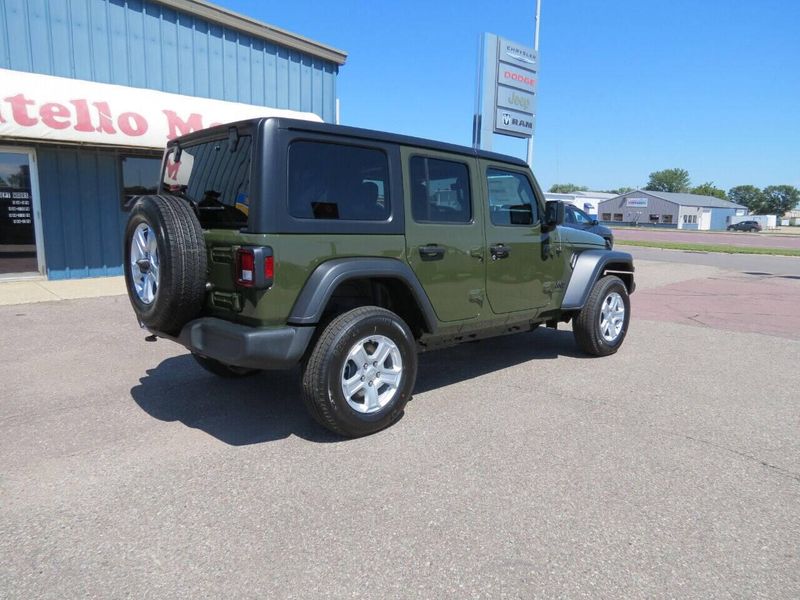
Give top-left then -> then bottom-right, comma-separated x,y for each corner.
236,248 -> 256,287
236,247 -> 273,288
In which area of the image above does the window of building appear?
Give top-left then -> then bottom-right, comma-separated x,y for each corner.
486,168 -> 538,226
683,214 -> 697,224
288,141 -> 390,221
121,156 -> 160,208
601,213 -> 611,221
649,214 -> 660,222
613,213 -> 624,221
410,157 -> 471,223
662,214 -> 673,224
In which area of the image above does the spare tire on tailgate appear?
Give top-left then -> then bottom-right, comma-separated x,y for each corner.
124,194 -> 207,335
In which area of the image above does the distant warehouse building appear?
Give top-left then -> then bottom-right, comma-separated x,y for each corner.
0,0 -> 346,280
543,191 -> 616,217
598,190 -> 748,230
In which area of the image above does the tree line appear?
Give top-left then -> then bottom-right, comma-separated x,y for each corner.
549,169 -> 799,216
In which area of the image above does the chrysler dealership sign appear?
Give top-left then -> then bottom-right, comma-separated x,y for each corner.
0,68 -> 322,150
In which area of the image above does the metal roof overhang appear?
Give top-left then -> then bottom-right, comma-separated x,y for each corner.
153,0 -> 348,66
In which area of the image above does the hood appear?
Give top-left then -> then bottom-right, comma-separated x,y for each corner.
558,226 -> 606,248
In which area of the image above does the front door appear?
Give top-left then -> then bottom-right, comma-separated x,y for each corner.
0,149 -> 42,276
403,149 -> 485,322
481,162 -> 555,314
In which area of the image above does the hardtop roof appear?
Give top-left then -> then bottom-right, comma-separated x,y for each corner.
169,117 -> 530,168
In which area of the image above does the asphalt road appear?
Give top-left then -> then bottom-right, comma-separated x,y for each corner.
2,255 -> 799,598
613,228 -> 800,250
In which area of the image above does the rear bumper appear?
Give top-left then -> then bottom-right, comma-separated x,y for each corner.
161,318 -> 315,370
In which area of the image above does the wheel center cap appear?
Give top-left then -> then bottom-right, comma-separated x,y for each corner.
136,258 -> 151,273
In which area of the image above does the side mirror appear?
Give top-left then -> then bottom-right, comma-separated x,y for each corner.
545,200 -> 565,229
591,219 -> 599,226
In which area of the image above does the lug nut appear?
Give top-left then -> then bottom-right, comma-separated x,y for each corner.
368,381 -> 373,386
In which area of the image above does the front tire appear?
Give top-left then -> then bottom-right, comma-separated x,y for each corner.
301,306 -> 417,437
573,275 -> 630,356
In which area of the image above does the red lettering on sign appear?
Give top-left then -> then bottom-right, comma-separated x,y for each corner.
504,71 -> 536,87
5,94 -> 38,126
69,99 -> 95,132
92,102 -> 116,134
118,112 -> 148,136
40,102 -> 71,130
163,110 -> 204,140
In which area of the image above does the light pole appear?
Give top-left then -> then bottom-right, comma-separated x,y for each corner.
526,0 -> 541,168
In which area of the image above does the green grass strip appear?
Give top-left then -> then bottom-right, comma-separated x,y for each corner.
616,239 -> 800,257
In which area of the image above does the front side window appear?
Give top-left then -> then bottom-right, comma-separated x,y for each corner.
486,169 -> 539,226
288,141 -> 390,221
121,156 -> 160,208
410,157 -> 471,223
162,134 -> 252,229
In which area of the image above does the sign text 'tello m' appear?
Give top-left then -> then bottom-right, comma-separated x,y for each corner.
0,68 -> 321,149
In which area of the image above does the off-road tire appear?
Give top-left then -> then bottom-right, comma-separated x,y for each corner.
573,275 -> 630,356
192,353 -> 259,378
124,195 -> 207,335
301,306 -> 417,438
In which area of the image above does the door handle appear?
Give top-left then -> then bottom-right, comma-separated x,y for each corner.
489,243 -> 511,260
418,244 -> 446,261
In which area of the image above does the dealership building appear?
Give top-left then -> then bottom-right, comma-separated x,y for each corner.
0,0 -> 346,279
598,190 -> 748,230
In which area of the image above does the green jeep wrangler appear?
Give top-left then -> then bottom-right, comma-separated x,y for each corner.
125,118 -> 634,437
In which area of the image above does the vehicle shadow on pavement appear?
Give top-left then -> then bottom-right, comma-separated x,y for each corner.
414,327 -> 586,394
130,328 -> 585,445
130,356 -> 341,446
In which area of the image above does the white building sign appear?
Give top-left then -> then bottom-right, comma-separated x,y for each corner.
0,68 -> 322,150
626,197 -> 649,208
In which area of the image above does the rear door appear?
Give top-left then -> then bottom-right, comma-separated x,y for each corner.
481,162 -> 557,314
402,148 -> 485,322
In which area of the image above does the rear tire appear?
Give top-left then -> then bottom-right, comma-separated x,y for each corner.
124,195 -> 207,335
192,353 -> 259,378
301,306 -> 417,438
573,275 -> 630,356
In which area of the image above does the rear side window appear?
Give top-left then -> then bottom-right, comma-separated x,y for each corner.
288,141 -> 390,221
486,169 -> 539,226
410,157 -> 471,223
162,135 -> 252,229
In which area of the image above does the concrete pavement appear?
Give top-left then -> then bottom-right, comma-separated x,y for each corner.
1,255 -> 798,598
0,275 -> 125,306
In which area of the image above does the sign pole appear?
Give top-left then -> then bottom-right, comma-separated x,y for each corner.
526,0 -> 541,168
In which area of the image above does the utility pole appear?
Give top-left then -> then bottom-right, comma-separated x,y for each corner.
526,0 -> 541,168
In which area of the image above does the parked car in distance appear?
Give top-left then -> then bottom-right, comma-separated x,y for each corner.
563,203 -> 614,248
727,220 -> 762,232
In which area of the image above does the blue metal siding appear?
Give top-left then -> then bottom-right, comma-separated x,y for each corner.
2,0 -> 340,279
0,0 -> 338,121
710,208 -> 736,231
38,146 -> 128,279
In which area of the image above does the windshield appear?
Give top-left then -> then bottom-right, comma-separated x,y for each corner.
162,135 -> 252,229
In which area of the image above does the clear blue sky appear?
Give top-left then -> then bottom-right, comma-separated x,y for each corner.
224,0 -> 799,192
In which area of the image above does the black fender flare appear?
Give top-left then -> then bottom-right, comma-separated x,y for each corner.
561,250 -> 635,311
287,257 -> 438,333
